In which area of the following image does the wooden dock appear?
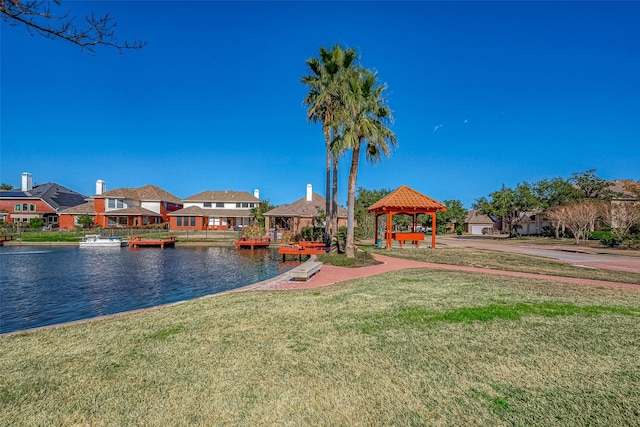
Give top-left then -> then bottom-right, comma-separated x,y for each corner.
234,236 -> 271,249
128,235 -> 177,249
278,242 -> 328,261
0,234 -> 15,246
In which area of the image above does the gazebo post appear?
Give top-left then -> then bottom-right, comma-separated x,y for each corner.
386,211 -> 393,248
373,213 -> 379,247
431,212 -> 437,248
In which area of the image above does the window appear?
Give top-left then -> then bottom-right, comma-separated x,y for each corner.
203,202 -> 212,208
29,204 -> 36,211
107,199 -> 124,209
22,203 -> 29,211
190,216 -> 196,226
216,202 -> 224,208
177,217 -> 182,226
14,204 -> 20,212
236,203 -> 241,208
242,203 -> 249,208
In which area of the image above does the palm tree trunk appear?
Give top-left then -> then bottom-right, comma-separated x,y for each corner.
331,150 -> 339,241
346,144 -> 361,258
324,126 -> 331,245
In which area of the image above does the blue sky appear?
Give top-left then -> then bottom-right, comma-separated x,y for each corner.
2,1 -> 639,208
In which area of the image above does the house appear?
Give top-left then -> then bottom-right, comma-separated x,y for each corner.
58,180 -> 182,229
605,179 -> 640,231
464,210 -> 496,235
514,212 -> 550,236
263,184 -> 347,235
168,190 -> 261,231
0,173 -> 86,229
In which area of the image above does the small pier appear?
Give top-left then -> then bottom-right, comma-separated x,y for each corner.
278,242 -> 328,261
234,236 -> 271,249
0,234 -> 15,246
128,235 -> 177,249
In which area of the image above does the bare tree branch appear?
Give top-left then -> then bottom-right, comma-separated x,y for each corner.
1,0 -> 146,54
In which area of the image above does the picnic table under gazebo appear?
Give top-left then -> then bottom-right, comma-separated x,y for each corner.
368,185 -> 447,249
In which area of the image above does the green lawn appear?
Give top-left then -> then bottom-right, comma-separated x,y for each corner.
369,246 -> 640,285
2,269 -> 639,425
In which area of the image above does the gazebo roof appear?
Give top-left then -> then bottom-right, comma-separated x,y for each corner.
368,185 -> 446,212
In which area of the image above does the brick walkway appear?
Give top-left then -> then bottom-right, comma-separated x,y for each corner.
234,253 -> 640,293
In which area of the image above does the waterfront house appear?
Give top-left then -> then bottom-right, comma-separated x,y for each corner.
0,172 -> 86,229
263,184 -> 348,235
168,190 -> 260,231
59,180 -> 182,229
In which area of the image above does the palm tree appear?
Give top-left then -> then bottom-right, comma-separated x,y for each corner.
301,45 -> 358,244
335,70 -> 397,258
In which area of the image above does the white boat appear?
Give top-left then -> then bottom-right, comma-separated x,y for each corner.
79,234 -> 128,248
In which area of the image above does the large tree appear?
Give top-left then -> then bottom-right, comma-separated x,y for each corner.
354,187 -> 391,239
250,199 -> 276,229
434,199 -> 468,231
301,45 -> 358,245
570,169 -> 619,200
475,182 -> 541,237
1,0 -> 145,53
534,176 -> 582,209
336,70 -> 396,258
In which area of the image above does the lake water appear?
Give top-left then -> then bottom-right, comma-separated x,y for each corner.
0,246 -> 292,334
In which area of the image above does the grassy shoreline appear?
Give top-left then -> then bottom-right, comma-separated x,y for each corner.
2,268 -> 639,425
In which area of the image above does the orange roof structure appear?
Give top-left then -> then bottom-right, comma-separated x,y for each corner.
368,185 -> 446,212
368,185 -> 447,249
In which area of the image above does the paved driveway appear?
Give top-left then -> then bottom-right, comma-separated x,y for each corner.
438,236 -> 640,275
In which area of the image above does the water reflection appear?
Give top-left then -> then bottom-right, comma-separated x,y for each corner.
0,246 -> 292,334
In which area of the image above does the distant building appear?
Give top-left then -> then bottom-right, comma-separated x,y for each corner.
59,180 -> 182,229
464,210 -> 496,235
0,172 -> 86,228
263,184 -> 347,235
168,190 -> 261,231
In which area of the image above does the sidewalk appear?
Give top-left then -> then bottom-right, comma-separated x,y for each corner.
236,252 -> 640,293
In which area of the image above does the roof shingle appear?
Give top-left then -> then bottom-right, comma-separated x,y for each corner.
368,185 -> 446,212
264,193 -> 347,218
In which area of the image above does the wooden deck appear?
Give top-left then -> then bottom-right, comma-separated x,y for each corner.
234,236 -> 271,249
0,234 -> 15,246
128,235 -> 177,248
278,242 -> 328,261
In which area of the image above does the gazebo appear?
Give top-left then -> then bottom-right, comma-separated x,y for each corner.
368,185 -> 447,249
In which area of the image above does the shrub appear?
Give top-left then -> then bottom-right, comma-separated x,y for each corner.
590,230 -> 620,247
621,234 -> 640,249
300,226 -> 323,242
317,250 -> 377,267
455,225 -> 464,235
242,225 -> 266,239
28,217 -> 45,230
280,232 -> 296,245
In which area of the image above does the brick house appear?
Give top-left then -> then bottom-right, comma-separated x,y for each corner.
0,173 -> 86,229
168,190 -> 260,231
263,184 -> 347,235
59,181 -> 182,229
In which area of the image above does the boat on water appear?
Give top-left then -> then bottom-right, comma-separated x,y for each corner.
79,234 -> 128,248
